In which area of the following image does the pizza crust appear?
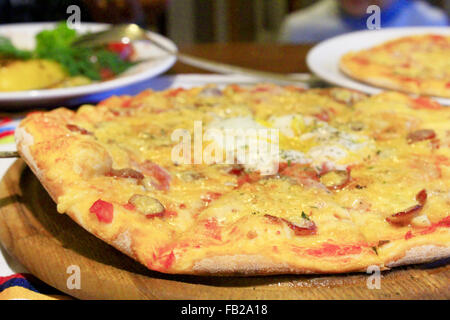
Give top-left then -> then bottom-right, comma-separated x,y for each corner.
15,129 -> 141,264
16,126 -> 90,228
339,61 -> 400,90
112,230 -> 133,256
386,245 -> 450,268
193,254 -> 298,275
15,127 -> 42,180
15,126 -> 70,209
339,62 -> 425,96
194,244 -> 450,275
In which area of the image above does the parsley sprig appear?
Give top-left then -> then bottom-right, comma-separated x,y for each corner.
0,36 -> 32,59
0,22 -> 135,81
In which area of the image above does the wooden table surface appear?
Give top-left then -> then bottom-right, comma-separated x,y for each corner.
169,43 -> 314,74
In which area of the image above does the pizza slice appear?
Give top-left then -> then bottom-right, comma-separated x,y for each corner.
15,85 -> 450,275
340,34 -> 450,98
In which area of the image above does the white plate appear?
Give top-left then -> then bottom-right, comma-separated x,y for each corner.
307,27 -> 450,106
0,22 -> 177,108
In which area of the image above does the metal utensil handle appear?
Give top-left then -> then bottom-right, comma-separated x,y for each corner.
177,53 -> 313,85
73,24 -> 322,86
0,151 -> 19,158
144,34 -> 319,86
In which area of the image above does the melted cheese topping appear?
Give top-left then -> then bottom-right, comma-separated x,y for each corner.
341,34 -> 450,97
349,35 -> 450,80
22,84 -> 450,272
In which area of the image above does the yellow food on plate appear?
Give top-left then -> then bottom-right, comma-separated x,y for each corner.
50,75 -> 92,89
0,59 -> 67,91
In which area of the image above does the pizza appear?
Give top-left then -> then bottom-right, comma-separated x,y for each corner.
15,84 -> 450,275
340,34 -> 450,98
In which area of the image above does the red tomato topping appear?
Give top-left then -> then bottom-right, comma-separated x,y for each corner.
122,203 -> 135,211
313,109 -> 330,122
430,35 -> 445,42
161,251 -> 175,270
236,172 -> 260,187
201,192 -> 222,203
352,57 -> 369,65
135,90 -> 152,99
430,138 -> 441,150
418,216 -> 450,235
164,88 -> 185,97
277,162 -> 289,172
107,42 -> 135,60
411,97 -> 443,110
404,231 -> 414,240
228,166 -> 244,176
437,216 -> 450,228
400,77 -> 421,86
284,85 -> 306,93
97,95 -> 123,107
230,167 -> 262,187
251,85 -> 271,92
407,129 -> 436,143
89,199 -> 114,223
229,84 -> 244,92
100,68 -> 115,80
164,210 -> 178,218
304,243 -> 361,257
121,97 -> 133,108
204,218 -> 222,240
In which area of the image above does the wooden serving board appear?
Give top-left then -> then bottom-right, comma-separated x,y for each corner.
0,160 -> 448,300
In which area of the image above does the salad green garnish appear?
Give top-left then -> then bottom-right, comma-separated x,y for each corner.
0,37 -> 32,59
0,22 -> 135,81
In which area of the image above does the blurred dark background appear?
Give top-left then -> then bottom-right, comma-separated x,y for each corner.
0,0 -> 167,32
0,0 -> 448,44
